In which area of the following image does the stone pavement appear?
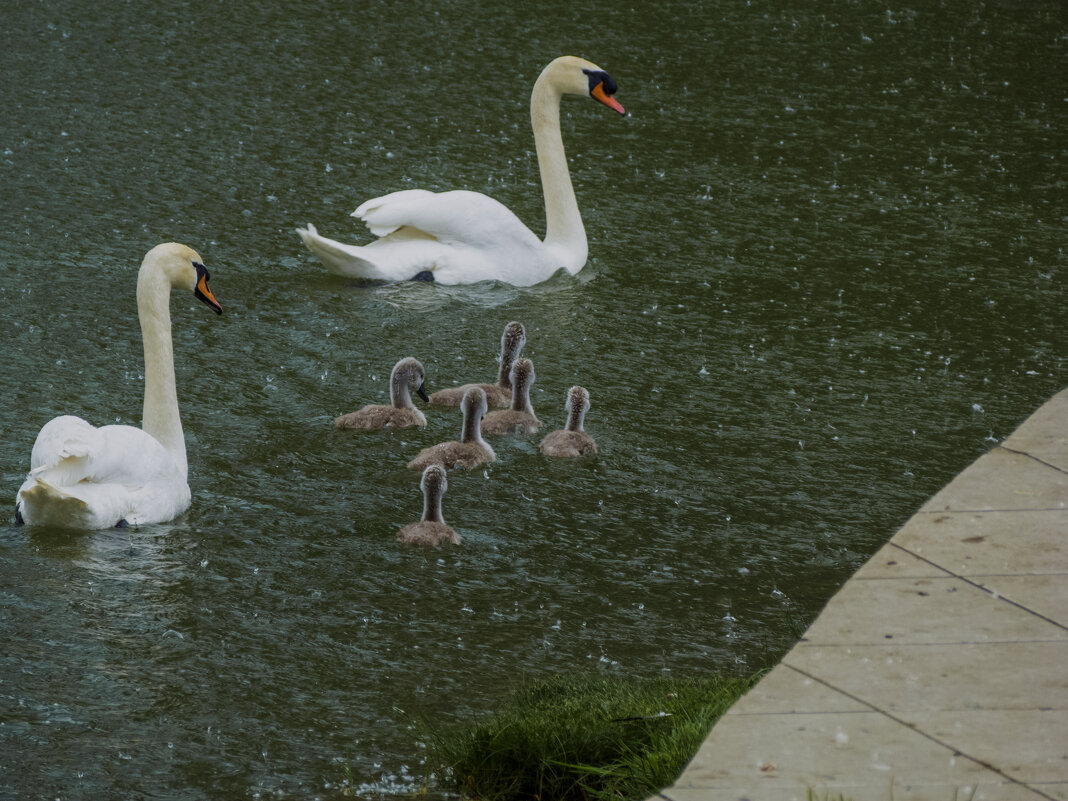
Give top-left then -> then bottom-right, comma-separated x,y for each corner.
659,388 -> 1068,801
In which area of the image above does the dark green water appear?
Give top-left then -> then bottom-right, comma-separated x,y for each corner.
1,1 -> 1064,797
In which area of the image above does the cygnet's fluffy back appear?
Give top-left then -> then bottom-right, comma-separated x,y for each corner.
397,464 -> 461,546
336,357 -> 428,429
428,321 -> 526,408
482,357 -> 541,435
408,387 -> 496,470
539,386 -> 597,457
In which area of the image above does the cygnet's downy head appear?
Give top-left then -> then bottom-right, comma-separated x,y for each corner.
421,462 -> 447,500
460,385 -> 489,421
392,356 -> 429,404
510,357 -> 534,391
566,386 -> 590,430
502,321 -> 527,353
498,321 -> 527,387
506,357 -> 535,415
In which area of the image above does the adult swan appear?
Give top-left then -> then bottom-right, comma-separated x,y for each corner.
15,243 -> 223,530
296,56 -> 625,286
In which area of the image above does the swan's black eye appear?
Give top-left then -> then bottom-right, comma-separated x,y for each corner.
194,261 -> 211,281
583,68 -> 617,96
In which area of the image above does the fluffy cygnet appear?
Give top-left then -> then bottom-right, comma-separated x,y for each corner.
539,386 -> 597,457
396,464 -> 461,547
428,321 -> 526,408
481,357 -> 542,435
408,386 -> 496,471
335,357 -> 429,429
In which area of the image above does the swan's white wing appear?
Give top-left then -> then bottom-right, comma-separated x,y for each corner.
300,190 -> 561,285
18,417 -> 190,529
29,418 -> 180,485
299,222 -> 466,282
354,190 -> 545,252
354,190 -> 437,237
28,416 -> 96,476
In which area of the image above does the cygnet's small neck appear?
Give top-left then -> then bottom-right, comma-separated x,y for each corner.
422,475 -> 446,524
390,367 -> 413,409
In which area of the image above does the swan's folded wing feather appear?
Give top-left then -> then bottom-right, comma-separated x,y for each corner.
28,419 -> 181,489
354,190 -> 437,236
29,415 -> 100,479
354,190 -> 543,252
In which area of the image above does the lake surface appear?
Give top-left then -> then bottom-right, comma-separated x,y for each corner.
1,1 -> 1064,798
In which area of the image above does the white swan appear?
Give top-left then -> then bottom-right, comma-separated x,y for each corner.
15,243 -> 223,530
296,55 -> 625,286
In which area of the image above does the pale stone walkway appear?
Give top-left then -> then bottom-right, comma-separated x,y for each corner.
660,388 -> 1068,801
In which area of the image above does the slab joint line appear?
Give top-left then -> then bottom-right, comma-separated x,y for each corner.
781,662 -> 1057,800
887,542 -> 1068,632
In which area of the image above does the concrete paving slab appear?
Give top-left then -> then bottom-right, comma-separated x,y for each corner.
670,706 -> 1022,794
850,542 -> 948,580
920,448 -> 1068,513
896,510 -> 1068,576
1001,392 -> 1068,473
1036,784 -> 1068,801
658,387 -> 1068,801
785,641 -> 1068,715
915,709 -> 1068,786
663,781 -> 1049,801
966,574 -> 1068,628
718,663 -> 868,714
798,575 -> 1065,646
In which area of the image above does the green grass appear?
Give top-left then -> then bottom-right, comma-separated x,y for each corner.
421,672 -> 760,801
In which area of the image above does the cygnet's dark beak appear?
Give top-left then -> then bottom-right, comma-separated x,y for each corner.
417,383 -> 429,403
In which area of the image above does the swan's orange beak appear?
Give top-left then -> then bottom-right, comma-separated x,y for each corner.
592,82 -> 626,115
193,263 -> 223,315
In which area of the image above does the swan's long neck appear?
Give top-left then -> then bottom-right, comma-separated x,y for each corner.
137,267 -> 187,478
531,70 -> 587,271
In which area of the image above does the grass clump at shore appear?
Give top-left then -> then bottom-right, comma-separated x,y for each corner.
422,672 -> 759,801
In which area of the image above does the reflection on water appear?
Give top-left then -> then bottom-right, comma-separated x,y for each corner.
1,0 -> 1064,797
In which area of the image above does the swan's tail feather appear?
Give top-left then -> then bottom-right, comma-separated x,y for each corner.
296,224 -> 389,281
17,479 -> 93,530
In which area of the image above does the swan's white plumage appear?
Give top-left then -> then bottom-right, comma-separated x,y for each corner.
299,190 -> 552,286
19,418 -> 190,529
297,56 -> 625,286
15,243 -> 221,530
